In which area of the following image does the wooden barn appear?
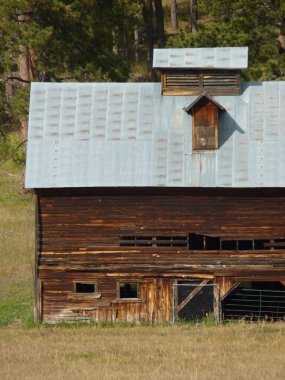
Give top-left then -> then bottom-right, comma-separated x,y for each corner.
25,47 -> 285,323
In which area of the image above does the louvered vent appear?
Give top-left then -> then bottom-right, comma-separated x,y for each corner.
165,71 -> 200,88
162,69 -> 240,95
203,71 -> 238,88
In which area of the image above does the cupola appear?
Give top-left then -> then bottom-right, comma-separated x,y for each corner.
153,47 -> 248,96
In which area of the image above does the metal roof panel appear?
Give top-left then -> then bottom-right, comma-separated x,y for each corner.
25,80 -> 285,188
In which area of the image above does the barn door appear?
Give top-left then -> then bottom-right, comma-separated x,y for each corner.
173,281 -> 220,323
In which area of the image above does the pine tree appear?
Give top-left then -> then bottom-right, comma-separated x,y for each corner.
168,0 -> 285,81
0,0 -> 137,154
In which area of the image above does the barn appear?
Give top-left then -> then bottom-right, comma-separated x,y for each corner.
25,47 -> 285,323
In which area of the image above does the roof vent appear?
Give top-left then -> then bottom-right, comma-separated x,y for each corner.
153,47 -> 248,96
184,93 -> 225,150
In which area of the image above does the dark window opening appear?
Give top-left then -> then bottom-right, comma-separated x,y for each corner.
254,239 -> 270,250
120,234 -> 285,252
189,233 -> 204,250
75,283 -> 95,293
188,234 -> 285,251
119,236 -> 188,247
119,283 -> 138,299
205,235 -> 220,250
238,240 -> 253,250
221,240 -> 237,250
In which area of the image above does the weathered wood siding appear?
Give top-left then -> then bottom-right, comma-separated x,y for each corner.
38,274 -> 173,323
36,188 -> 285,322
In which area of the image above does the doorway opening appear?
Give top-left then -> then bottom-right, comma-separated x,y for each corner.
173,281 -> 220,323
222,281 -> 285,321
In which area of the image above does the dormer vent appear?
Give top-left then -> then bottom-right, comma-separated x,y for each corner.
184,94 -> 225,150
153,47 -> 248,96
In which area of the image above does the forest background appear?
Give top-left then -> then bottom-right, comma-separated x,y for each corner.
0,0 -> 285,162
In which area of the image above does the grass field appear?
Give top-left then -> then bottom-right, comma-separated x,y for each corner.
1,158 -> 285,379
1,323 -> 285,379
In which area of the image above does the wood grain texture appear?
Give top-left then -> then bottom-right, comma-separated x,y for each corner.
192,100 -> 218,150
35,187 -> 285,322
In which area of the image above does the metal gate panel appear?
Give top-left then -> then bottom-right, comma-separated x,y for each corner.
223,288 -> 285,321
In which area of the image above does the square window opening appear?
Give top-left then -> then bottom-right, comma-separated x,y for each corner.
119,283 -> 138,299
75,283 -> 95,293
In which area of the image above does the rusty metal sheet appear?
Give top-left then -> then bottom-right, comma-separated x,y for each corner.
121,86 -> 139,141
167,131 -> 184,186
248,84 -> 264,141
248,141 -> 263,187
152,130 -> 168,186
263,82 -> 279,141
263,141 -> 279,187
217,129 -> 234,187
137,84 -> 154,141
279,83 -> 285,140
200,152 -> 217,187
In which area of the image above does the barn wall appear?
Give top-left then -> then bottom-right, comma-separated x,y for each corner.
36,188 -> 285,322
38,272 -> 173,323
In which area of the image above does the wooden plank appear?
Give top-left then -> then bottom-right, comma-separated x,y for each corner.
214,276 -> 239,300
213,285 -> 221,324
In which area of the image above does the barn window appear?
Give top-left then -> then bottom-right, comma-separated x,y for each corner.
188,233 -> 285,251
119,235 -> 188,247
184,94 -> 225,151
118,282 -> 139,299
75,282 -> 96,293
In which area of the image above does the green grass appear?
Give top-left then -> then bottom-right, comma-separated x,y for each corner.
0,283 -> 34,327
0,154 -> 34,327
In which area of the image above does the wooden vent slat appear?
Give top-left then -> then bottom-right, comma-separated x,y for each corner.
167,80 -> 200,84
163,69 -> 241,95
203,73 -> 238,88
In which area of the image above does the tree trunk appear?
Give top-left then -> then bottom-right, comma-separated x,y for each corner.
134,25 -> 139,63
277,34 -> 285,52
170,0 -> 178,33
5,80 -> 13,101
189,0 -> 198,33
153,0 -> 165,48
142,0 -> 156,80
17,11 -> 34,151
112,30 -> 118,55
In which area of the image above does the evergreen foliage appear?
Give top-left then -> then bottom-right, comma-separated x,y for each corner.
168,0 -> 285,81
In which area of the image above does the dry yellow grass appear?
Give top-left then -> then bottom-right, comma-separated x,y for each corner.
0,162 -> 34,284
1,159 -> 285,380
1,323 -> 285,380
0,161 -> 34,325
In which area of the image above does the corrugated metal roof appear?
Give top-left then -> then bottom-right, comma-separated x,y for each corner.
153,47 -> 248,69
25,80 -> 285,188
